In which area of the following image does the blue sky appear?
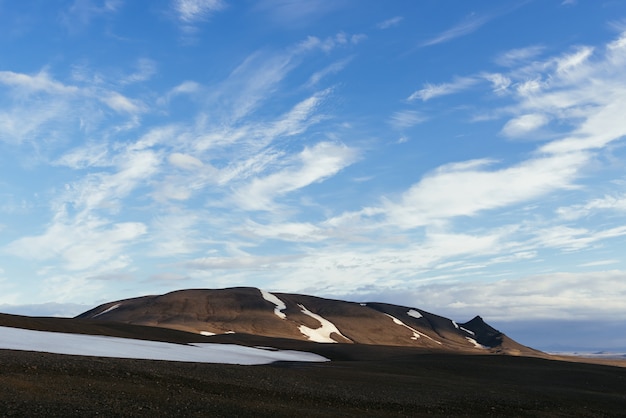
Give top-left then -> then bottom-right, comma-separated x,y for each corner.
1,0 -> 626,349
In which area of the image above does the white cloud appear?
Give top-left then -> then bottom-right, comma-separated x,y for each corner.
60,149 -> 161,214
121,58 -> 157,84
62,0 -> 122,29
371,270 -> 626,321
232,142 -> 358,211
0,102 -> 70,144
0,70 -> 79,95
159,81 -> 201,105
495,45 -> 544,67
350,34 -> 367,44
184,254 -> 301,270
532,225 -> 626,251
389,110 -> 427,129
174,0 -> 226,23
377,16 -> 403,30
557,194 -> 626,220
243,220 -> 324,242
0,68 -> 150,147
264,90 -> 328,138
578,259 -> 619,267
382,152 -> 585,229
500,113 -> 549,138
408,77 -> 478,101
421,13 -> 492,47
297,32 -> 366,53
149,210 -> 202,257
306,57 -> 352,87
255,0 -> 345,27
101,91 -> 143,114
208,51 -> 295,122
54,142 -> 111,169
5,217 -> 146,271
482,73 -> 511,94
555,46 -> 594,76
169,152 -> 204,170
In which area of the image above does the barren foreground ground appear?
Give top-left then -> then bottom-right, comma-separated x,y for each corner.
1,342 -> 625,417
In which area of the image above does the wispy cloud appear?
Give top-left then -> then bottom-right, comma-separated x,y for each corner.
421,13 -> 492,47
0,70 -> 79,95
380,152 -> 584,229
61,0 -> 122,29
377,16 -> 403,30
407,76 -> 478,101
172,0 -> 226,35
389,110 -> 427,129
557,194 -> 626,220
232,142 -> 358,211
297,32 -> 366,53
121,58 -> 157,84
495,45 -> 545,67
5,217 -> 147,271
173,0 -> 226,23
100,91 -> 144,114
374,270 -> 626,321
482,72 -> 512,94
255,0 -> 346,27
306,57 -> 353,87
500,113 -> 549,138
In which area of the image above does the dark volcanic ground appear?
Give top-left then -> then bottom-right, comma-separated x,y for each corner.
2,343 -> 626,417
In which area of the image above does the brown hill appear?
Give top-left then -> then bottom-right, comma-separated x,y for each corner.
76,287 -> 541,355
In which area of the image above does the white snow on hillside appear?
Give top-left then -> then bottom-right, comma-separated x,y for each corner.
460,326 -> 475,336
260,289 -> 287,319
385,314 -> 442,344
297,304 -> 350,343
407,309 -> 422,319
452,320 -> 459,329
0,326 -> 329,365
91,303 -> 120,318
465,336 -> 487,349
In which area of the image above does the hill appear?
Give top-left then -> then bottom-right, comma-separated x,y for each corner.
76,287 -> 541,356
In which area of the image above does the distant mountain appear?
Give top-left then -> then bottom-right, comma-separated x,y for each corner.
77,287 -> 540,356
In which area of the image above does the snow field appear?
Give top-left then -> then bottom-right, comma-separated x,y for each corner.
0,326 -> 329,365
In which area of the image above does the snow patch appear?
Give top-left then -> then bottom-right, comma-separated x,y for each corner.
297,304 -> 350,343
0,326 -> 328,365
359,303 -> 367,307
260,289 -> 287,319
200,330 -> 234,336
466,336 -> 487,349
407,309 -> 422,319
385,314 -> 442,344
460,326 -> 475,336
451,320 -> 459,329
91,304 -> 120,318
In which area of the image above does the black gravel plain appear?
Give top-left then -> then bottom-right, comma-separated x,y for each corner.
1,344 -> 626,417
1,313 -> 625,416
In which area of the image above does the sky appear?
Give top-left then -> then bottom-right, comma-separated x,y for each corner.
1,0 -> 626,351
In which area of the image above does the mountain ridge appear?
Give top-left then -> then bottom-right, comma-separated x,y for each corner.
76,286 -> 541,356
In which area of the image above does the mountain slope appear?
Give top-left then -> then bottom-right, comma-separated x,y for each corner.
77,287 -> 539,355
